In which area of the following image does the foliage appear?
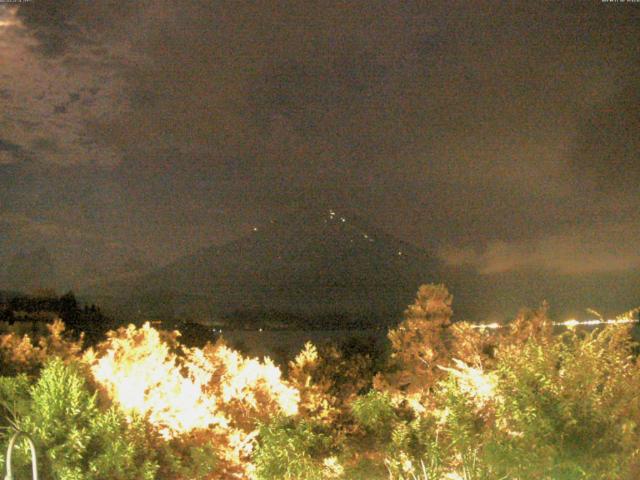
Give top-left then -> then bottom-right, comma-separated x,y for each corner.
0,319 -> 83,376
0,285 -> 639,480
379,305 -> 640,480
374,284 -> 454,402
352,390 -> 398,442
84,322 -> 300,478
352,287 -> 640,480
0,359 -> 160,480
252,417 -> 337,480
485,324 -> 640,479
288,341 -> 374,427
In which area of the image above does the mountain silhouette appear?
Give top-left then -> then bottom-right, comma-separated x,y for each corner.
91,208 -> 444,326
84,207 -> 640,327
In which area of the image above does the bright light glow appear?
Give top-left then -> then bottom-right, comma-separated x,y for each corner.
470,322 -> 501,330
470,317 -> 638,330
556,318 -> 580,328
558,318 -> 580,328
0,8 -> 19,29
89,324 -> 225,436
444,473 -> 465,480
440,359 -> 497,405
87,323 -> 299,439
552,318 -> 637,327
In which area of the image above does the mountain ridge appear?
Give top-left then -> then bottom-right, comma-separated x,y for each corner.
87,208 -> 444,324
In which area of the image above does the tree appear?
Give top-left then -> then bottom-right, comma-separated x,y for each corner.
374,284 -> 454,401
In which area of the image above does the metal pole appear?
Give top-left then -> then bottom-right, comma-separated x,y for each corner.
4,430 -> 38,480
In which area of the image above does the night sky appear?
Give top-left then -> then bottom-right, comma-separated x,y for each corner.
1,2 -> 639,315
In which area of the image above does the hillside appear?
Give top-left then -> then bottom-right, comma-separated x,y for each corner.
89,208 -> 444,326
83,208 -> 640,327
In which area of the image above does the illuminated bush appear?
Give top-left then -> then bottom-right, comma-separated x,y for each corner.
374,284 -> 454,406
0,319 -> 83,376
0,292 -> 639,480
485,324 -> 640,479
388,318 -> 640,479
288,341 -> 373,427
352,390 -> 398,441
84,322 -> 300,478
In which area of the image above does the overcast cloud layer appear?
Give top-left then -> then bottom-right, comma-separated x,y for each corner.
1,1 -> 639,282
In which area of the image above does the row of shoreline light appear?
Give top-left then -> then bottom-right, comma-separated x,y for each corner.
471,317 -> 639,330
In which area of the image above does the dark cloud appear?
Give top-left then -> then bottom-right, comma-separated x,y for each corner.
15,0 -> 135,55
570,82 -> 640,193
2,0 -> 640,282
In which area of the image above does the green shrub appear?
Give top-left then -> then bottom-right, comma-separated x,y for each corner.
351,391 -> 448,479
156,437 -> 218,480
351,390 -> 398,442
485,326 -> 640,479
253,416 -> 334,480
0,359 -> 160,480
2,296 -> 639,480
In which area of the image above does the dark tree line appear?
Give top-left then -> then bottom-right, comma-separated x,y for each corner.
0,291 -> 112,345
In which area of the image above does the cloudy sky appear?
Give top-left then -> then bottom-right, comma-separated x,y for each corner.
1,1 -> 639,286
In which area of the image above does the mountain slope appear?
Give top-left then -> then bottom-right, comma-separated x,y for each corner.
85,208 -> 640,326
92,209 -> 444,323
